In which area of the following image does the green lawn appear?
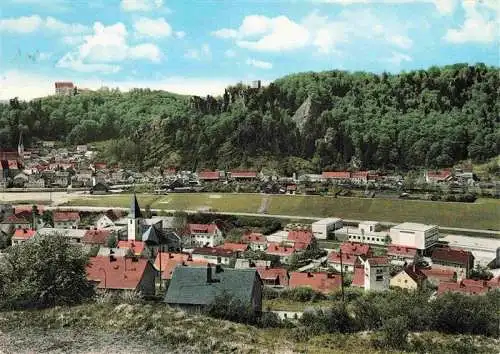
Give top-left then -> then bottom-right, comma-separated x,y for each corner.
65,193 -> 500,230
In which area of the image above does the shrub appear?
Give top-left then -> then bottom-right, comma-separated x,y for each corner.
205,293 -> 257,325
373,316 -> 409,350
0,233 -> 94,310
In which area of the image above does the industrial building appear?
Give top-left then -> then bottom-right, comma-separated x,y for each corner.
311,218 -> 343,239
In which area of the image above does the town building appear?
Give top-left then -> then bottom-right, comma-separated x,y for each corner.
191,247 -> 234,265
53,211 -> 80,229
437,279 -> 490,296
289,272 -> 342,294
425,169 -> 453,184
165,265 -> 263,314
387,244 -> 418,264
431,247 -> 474,280
55,81 -> 75,96
36,227 -> 86,244
420,267 -> 456,287
256,267 -> 289,287
352,257 -> 390,291
311,218 -> 343,240
390,265 -> 427,290
340,242 -> 373,257
185,223 -> 224,248
265,243 -> 295,264
217,242 -> 249,256
154,252 -> 210,281
117,240 -> 145,256
11,228 -> 36,245
240,232 -> 267,251
82,229 -> 112,246
389,222 -> 439,251
336,223 -> 389,246
86,255 -> 156,296
327,251 -> 360,273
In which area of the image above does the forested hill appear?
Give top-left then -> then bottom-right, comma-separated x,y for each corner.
0,63 -> 498,173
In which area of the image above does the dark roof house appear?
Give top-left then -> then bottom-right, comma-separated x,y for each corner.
165,265 -> 263,313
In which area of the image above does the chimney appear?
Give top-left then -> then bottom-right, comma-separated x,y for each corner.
169,252 -> 174,259
307,272 -> 313,277
206,264 -> 213,283
109,255 -> 116,262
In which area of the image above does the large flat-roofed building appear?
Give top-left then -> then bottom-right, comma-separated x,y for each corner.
390,222 -> 439,251
311,218 -> 343,240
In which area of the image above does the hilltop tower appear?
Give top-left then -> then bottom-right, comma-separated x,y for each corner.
17,132 -> 24,160
128,193 -> 143,241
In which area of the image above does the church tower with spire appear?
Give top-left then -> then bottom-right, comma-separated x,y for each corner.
128,193 -> 143,241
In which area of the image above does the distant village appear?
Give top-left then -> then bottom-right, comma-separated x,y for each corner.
0,133 -> 494,201
1,193 -> 499,315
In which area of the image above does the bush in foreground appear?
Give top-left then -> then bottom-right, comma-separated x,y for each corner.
0,234 -> 94,310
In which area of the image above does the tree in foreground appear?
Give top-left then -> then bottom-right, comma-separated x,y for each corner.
0,233 -> 94,310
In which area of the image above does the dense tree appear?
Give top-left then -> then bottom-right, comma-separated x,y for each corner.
0,64 -> 497,172
0,233 -> 94,309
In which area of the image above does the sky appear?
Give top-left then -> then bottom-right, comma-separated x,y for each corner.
0,0 -> 498,100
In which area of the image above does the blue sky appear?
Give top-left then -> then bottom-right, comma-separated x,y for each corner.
0,0 -> 498,99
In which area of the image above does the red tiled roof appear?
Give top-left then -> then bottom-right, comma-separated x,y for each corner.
14,205 -> 45,215
154,252 -> 210,280
431,247 -> 473,267
437,280 -> 489,296
83,229 -> 111,245
86,256 -> 149,290
55,82 -> 74,88
7,160 -> 19,169
289,272 -> 342,294
286,184 -> 297,191
351,171 -> 369,179
420,267 -> 456,283
387,244 -> 418,258
53,211 -> 80,222
256,267 -> 289,286
288,230 -> 313,245
230,171 -> 257,178
12,228 -> 36,240
427,169 -> 452,179
340,242 -> 372,257
328,251 -> 359,266
217,242 -> 248,252
402,265 -> 427,283
2,215 -> 30,224
188,223 -> 218,234
487,276 -> 500,289
352,265 -> 365,287
192,247 -> 234,257
322,171 -> 351,179
241,232 -> 266,244
198,171 -> 220,180
266,242 -> 295,257
117,240 -> 145,256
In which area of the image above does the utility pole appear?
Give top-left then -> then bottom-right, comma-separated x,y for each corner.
339,247 -> 345,303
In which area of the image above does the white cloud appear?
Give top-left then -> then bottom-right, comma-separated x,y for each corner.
175,31 -> 186,39
0,15 -> 42,33
246,58 -> 272,69
225,49 -> 237,58
213,15 -> 310,52
121,0 -> 164,12
0,69 -> 239,100
443,1 -> 498,44
133,17 -> 172,38
387,34 -> 413,49
129,43 -> 162,62
57,22 -> 162,73
315,0 -> 458,15
0,15 -> 89,36
184,44 -> 211,60
57,54 -> 121,74
213,10 -> 413,54
385,51 -> 412,65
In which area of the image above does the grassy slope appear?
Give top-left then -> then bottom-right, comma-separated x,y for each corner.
65,193 -> 500,230
0,303 -> 380,354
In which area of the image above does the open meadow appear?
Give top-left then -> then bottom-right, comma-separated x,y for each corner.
63,193 -> 500,230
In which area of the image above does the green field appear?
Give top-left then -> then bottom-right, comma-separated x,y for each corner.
65,193 -> 500,230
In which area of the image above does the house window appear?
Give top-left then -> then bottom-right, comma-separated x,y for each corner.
376,275 -> 383,281
130,220 -> 132,224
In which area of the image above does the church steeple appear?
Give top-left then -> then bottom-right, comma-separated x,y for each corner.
128,193 -> 142,241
